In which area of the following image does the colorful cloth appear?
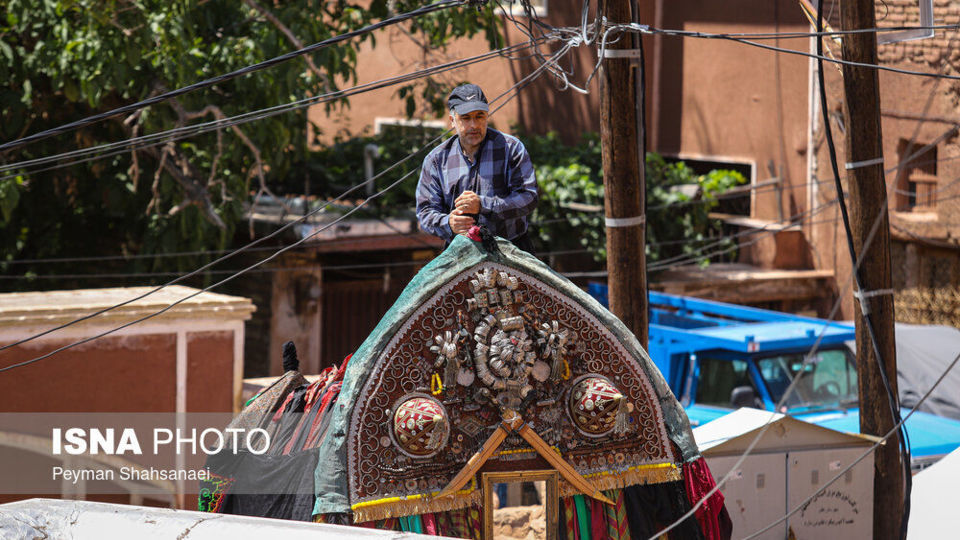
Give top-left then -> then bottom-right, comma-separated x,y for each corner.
573,495 -> 590,540
683,458 -> 733,540
590,497 -> 607,540
604,489 -> 630,540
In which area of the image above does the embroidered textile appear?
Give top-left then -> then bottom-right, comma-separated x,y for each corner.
684,457 -> 733,540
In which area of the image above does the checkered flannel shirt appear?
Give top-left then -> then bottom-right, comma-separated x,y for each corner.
416,128 -> 538,242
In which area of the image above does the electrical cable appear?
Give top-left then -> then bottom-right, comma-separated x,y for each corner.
0,128 -> 441,354
0,33 -> 575,371
649,15 -> 930,534
812,3 -> 911,536
0,31 -> 574,353
0,0 -> 466,154
0,211 -> 855,281
629,23 -> 960,40
0,165 -> 419,374
0,175 -> 835,267
646,190 -> 898,539
616,23 -> 960,82
0,37 -> 551,180
743,346 -> 960,539
647,198 -> 837,270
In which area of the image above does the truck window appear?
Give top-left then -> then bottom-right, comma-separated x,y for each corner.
696,357 -> 755,407
756,349 -> 857,411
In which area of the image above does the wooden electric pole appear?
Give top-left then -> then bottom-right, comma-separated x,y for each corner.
599,0 -> 648,347
838,0 -> 903,537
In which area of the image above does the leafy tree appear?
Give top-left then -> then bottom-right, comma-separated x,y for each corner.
521,131 -> 747,267
0,0 -> 500,288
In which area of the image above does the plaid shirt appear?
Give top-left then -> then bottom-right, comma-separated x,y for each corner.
416,128 -> 538,241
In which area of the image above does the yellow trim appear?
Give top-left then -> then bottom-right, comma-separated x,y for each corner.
562,358 -> 571,380
582,461 -> 678,480
430,372 -> 443,395
497,448 -> 535,456
496,445 -> 562,457
350,477 -> 477,512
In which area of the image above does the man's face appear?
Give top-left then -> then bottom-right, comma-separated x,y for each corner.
451,110 -> 488,150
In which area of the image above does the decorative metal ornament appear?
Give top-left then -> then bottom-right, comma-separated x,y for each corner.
432,267 -> 574,412
568,375 -> 632,437
390,394 -> 450,458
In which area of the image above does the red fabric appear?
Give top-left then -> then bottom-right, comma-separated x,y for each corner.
422,513 -> 439,535
271,391 -> 296,423
683,457 -> 733,540
466,225 -> 482,242
300,354 -> 352,449
590,497 -> 608,540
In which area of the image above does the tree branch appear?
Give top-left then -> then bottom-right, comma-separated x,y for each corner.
242,0 -> 333,93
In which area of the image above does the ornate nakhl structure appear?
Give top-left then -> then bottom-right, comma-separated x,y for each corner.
202,235 -> 730,540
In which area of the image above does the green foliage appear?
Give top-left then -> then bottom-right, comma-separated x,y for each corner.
291,123 -> 447,216
521,131 -> 747,267
0,0 -> 500,288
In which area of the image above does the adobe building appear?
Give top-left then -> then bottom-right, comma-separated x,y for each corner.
0,286 -> 255,508
314,0 -> 960,321
0,286 -> 255,414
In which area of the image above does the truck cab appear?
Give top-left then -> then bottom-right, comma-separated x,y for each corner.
588,285 -> 960,471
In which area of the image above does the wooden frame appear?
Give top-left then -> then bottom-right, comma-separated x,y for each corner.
481,470 -> 559,540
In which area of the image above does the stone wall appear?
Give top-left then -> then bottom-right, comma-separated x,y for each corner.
877,0 -> 960,73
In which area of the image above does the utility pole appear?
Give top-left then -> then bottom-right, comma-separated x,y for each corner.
838,0 -> 903,537
599,0 -> 648,347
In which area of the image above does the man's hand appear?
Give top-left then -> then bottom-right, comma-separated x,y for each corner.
449,207 -> 475,235
454,191 -> 481,215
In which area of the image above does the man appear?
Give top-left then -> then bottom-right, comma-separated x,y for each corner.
416,83 -> 538,253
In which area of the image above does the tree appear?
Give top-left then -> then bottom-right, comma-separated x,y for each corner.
0,0 -> 500,287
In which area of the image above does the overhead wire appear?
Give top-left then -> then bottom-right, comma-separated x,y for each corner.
647,198 -> 837,270
743,346 -> 960,539
615,23 -> 960,82
649,5 -> 920,537
0,37 -> 551,181
0,28 -> 575,353
647,182 -> 898,539
810,2 -> 911,534
0,30 -> 578,372
629,23 -> 960,40
0,0 -> 466,154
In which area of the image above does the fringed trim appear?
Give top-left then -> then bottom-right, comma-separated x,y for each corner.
559,462 -> 682,498
351,462 -> 680,521
351,480 -> 480,524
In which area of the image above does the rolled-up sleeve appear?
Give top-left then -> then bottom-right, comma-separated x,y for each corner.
479,139 -> 538,220
416,154 -> 453,241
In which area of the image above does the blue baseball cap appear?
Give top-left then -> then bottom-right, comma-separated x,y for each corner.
447,83 -> 489,115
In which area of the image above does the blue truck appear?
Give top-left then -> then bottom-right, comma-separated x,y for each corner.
588,285 -> 960,471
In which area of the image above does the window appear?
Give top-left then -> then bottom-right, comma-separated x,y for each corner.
696,357 -> 755,407
374,117 -> 446,139
895,139 -> 937,211
662,155 -> 755,217
756,349 -> 857,411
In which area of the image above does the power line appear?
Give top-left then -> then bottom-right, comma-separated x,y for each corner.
0,36 -> 574,372
647,196 -> 893,539
0,37 -> 550,181
0,31 -> 576,353
0,0 -> 466,154
650,7 -> 918,535
647,198 -> 837,270
618,23 -> 960,82
743,346 -> 960,539
0,165 -> 417,374
630,23 -> 960,41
